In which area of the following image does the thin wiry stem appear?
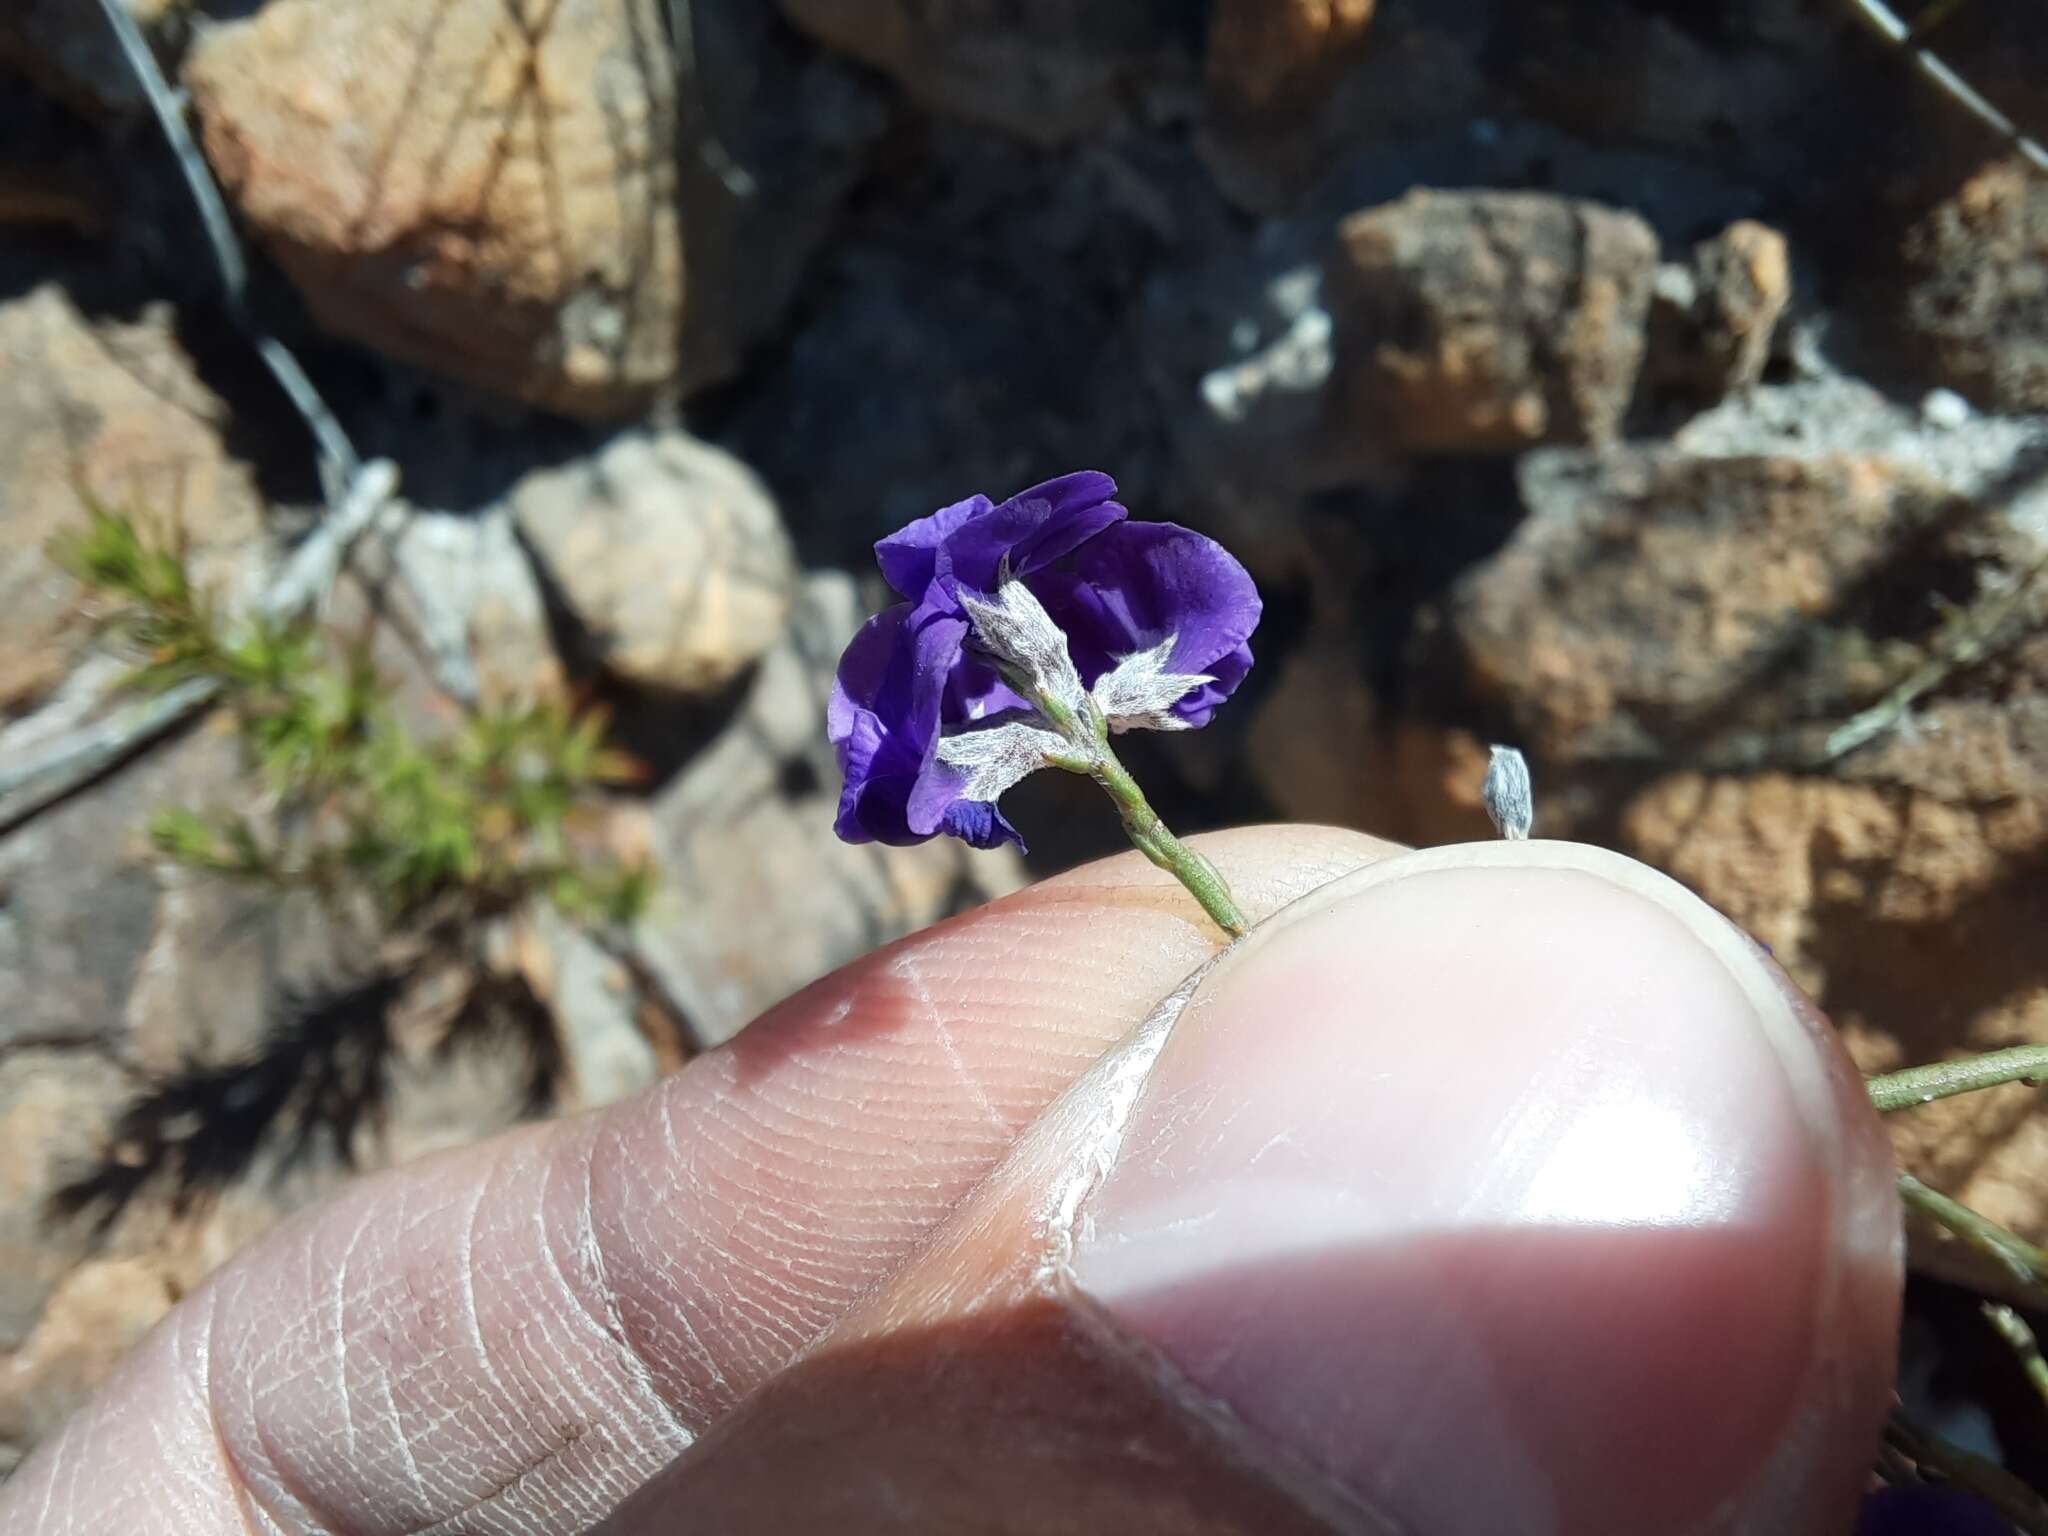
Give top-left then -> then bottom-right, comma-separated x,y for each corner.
1867,1044 -> 2048,1113
88,0 -> 360,493
1899,1174 -> 2048,1311
1823,546 -> 2048,763
1837,0 -> 2048,173
1089,736 -> 1248,940
1886,1409 -> 2048,1535
1984,1304 -> 2048,1413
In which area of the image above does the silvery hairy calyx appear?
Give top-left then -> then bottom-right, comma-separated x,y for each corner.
827,472 -> 1260,937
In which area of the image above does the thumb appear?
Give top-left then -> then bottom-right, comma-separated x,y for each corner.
600,841 -> 1901,1534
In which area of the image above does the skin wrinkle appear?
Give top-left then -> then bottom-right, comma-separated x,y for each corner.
329,1205 -> 379,1469
190,1293 -> 267,1536
552,1131 -> 694,1450
455,1160 -> 552,1487
1041,963 -> 1213,1281
406,1422 -> 597,1536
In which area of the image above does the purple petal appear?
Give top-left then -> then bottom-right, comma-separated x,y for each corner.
874,494 -> 995,605
938,796 -> 1025,852
828,603 -> 975,845
1857,1487 -> 2014,1536
1007,472 -> 1126,577
944,654 -> 1031,726
873,473 -> 1126,606
1037,521 -> 1261,727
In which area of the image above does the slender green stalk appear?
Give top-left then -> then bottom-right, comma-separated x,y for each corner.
1011,658 -> 1248,941
1899,1174 -> 2048,1309
1984,1303 -> 2048,1412
1867,1045 -> 2048,1113
1089,739 -> 1247,938
1886,1409 -> 2048,1535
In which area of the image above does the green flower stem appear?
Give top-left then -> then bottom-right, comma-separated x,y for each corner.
1013,670 -> 1246,939
1866,1044 -> 2048,1112
1088,738 -> 1247,940
1898,1173 -> 2048,1308
1885,1409 -> 2048,1536
1984,1303 -> 2048,1412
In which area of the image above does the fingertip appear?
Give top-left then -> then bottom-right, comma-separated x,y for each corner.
1071,841 -> 1900,1532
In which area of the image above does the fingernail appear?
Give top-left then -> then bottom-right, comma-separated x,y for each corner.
1070,842 -> 1899,1535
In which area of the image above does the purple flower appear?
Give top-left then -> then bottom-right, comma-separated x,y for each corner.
828,472 -> 1260,851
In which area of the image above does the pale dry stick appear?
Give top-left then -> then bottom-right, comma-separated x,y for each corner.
1822,545 -> 2048,763
0,460 -> 401,835
663,0 -> 756,198
89,0 -> 358,497
1839,0 -> 2048,173
89,0 -> 484,707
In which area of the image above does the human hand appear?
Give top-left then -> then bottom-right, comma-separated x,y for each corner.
0,828 -> 1899,1534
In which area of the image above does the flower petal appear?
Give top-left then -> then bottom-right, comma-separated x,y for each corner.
873,473 -> 1125,605
874,494 -> 995,604
1039,521 -> 1260,727
937,797 -> 1025,851
828,603 -> 975,845
1006,472 -> 1126,577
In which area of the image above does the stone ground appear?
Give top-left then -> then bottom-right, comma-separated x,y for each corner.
1,0 -> 2046,1480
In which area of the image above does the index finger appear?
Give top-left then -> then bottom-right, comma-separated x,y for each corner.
1,825 -> 1396,1536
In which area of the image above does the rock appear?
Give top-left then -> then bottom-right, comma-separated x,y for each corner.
1324,189 -> 1659,455
723,122 -> 1212,576
666,0 -> 887,391
0,284 -> 269,717
1206,0 -> 1376,123
185,0 -> 685,419
1246,629 -> 1495,847
1619,726 -> 2048,1300
1902,156 -> 2048,414
510,906 -> 660,1110
0,1055 -> 133,1348
1643,219 -> 1791,408
774,0 -> 1172,145
633,572 -> 1024,1046
0,1257 -> 176,1457
511,428 -> 796,695
0,683 -> 586,1469
342,503 -> 566,709
1448,447 -> 1961,761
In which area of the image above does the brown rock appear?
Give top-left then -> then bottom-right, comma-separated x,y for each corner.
1324,189 -> 1659,455
1645,219 -> 1791,405
775,0 -> 1166,145
0,1055 -> 132,1347
337,503 -> 567,709
1620,743 -> 2048,1297
635,572 -> 1024,1045
1449,448 -> 1959,760
1207,0 -> 1376,121
0,1257 -> 177,1454
0,705 -> 577,1468
1902,156 -> 2048,413
1246,629 -> 1494,847
0,284 -> 268,716
186,0 -> 685,419
511,429 -> 797,694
